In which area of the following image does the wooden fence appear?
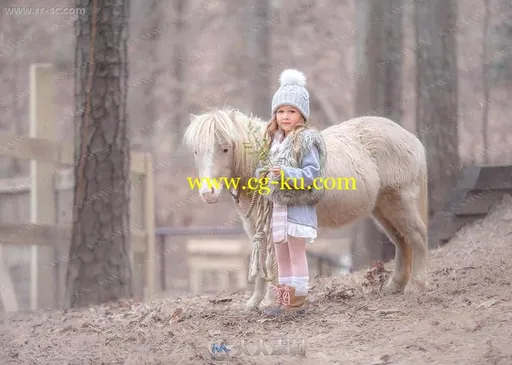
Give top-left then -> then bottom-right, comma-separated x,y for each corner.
155,226 -> 351,295
0,64 -> 156,312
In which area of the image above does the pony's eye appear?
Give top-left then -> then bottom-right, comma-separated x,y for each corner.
193,150 -> 197,155
222,148 -> 229,153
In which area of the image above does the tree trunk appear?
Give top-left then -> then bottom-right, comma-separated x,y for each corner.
481,0 -> 491,164
171,0 -> 188,150
66,0 -> 133,308
140,0 -> 162,150
247,0 -> 271,119
414,0 -> 459,215
351,0 -> 403,270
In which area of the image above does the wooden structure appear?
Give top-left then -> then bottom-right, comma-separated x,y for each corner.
186,236 -> 347,294
188,243 -> 346,294
154,226 -> 249,294
0,64 -> 156,312
154,226 -> 350,295
187,238 -> 252,293
428,165 -> 512,248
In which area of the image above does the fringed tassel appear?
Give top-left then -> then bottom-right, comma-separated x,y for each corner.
248,232 -> 263,282
248,193 -> 275,283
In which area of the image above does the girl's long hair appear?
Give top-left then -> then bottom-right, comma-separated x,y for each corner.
262,113 -> 308,161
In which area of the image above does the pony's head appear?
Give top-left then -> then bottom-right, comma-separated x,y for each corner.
183,107 -> 265,204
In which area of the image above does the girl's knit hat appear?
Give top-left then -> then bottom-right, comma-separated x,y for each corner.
271,69 -> 310,120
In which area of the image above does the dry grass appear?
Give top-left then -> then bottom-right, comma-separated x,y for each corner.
1,196 -> 512,365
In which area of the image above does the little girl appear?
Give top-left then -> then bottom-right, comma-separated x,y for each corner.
255,69 -> 327,316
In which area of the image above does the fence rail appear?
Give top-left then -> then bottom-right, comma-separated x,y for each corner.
155,226 -> 348,295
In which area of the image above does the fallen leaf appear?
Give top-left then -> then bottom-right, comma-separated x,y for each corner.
372,260 -> 385,270
208,298 -> 232,304
208,329 -> 222,337
371,354 -> 391,364
363,263 -> 391,287
478,299 -> 498,309
406,344 -> 427,352
378,309 -> 402,315
325,286 -> 356,300
169,308 -> 184,324
59,325 -> 73,333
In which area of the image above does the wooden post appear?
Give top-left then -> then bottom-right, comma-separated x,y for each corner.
130,173 -> 144,298
189,266 -> 200,294
237,263 -> 247,291
159,235 -> 166,291
144,153 -> 156,299
29,63 -> 57,310
0,245 -> 18,311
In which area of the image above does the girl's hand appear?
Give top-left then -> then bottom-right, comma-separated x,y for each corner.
270,166 -> 281,176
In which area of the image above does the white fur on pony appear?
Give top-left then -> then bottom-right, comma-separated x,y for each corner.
184,108 -> 429,312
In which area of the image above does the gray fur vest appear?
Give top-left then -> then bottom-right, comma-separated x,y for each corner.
263,127 -> 327,206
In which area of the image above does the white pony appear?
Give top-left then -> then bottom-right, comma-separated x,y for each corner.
183,107 -> 429,312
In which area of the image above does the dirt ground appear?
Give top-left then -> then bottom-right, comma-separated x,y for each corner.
1,196 -> 511,365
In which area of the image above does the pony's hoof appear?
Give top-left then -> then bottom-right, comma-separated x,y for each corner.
243,305 -> 258,313
404,279 -> 428,294
258,299 -> 273,310
382,279 -> 404,295
243,302 -> 259,312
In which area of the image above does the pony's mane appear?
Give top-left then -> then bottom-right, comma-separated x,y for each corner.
183,107 -> 268,177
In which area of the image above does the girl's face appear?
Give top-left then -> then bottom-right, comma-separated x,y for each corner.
275,105 -> 304,135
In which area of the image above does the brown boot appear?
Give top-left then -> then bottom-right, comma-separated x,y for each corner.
262,285 -> 307,316
281,285 -> 307,314
260,284 -> 285,313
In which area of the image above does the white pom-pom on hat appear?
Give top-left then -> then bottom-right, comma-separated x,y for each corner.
279,69 -> 306,87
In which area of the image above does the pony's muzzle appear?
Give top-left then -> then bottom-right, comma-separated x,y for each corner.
200,186 -> 220,203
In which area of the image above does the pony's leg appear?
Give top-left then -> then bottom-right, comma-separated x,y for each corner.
245,246 -> 280,311
372,206 -> 411,293
405,175 -> 429,294
402,211 -> 428,294
376,187 -> 428,294
245,276 -> 267,312
239,215 -> 265,311
259,248 -> 280,307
